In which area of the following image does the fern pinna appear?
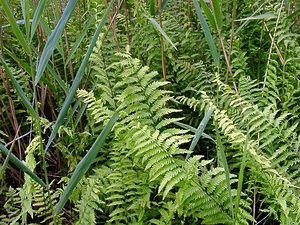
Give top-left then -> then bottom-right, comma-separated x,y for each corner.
73,41 -> 253,224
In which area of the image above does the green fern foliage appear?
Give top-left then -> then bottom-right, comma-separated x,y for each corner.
74,49 -> 254,224
0,0 -> 299,224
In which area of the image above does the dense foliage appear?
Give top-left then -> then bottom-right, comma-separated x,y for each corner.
0,0 -> 299,224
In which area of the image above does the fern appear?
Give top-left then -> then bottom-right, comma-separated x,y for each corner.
74,50 -> 254,224
0,187 -> 22,225
1,1 -> 299,224
198,71 -> 300,223
75,169 -> 107,225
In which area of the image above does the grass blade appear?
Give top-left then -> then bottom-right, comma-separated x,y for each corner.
174,121 -> 197,133
193,0 -> 219,66
3,47 -> 31,74
66,15 -> 95,65
148,18 -> 177,50
211,0 -> 222,29
200,0 -> 216,31
4,46 -> 59,93
0,144 -> 46,187
0,128 -> 19,180
45,3 -> 112,152
54,111 -> 119,215
235,12 -> 275,22
21,0 -> 30,38
0,0 -> 31,55
173,121 -> 215,142
216,126 -> 234,223
74,102 -> 87,128
38,17 -> 65,61
234,129 -> 249,220
46,64 -> 68,94
35,0 -> 79,85
234,2 -> 267,36
155,0 -> 169,14
161,0 -> 169,11
0,57 -> 38,120
185,110 -> 212,160
30,0 -> 50,41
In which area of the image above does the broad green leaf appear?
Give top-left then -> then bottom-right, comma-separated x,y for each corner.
38,17 -> 65,62
30,0 -> 50,41
0,0 -> 31,55
45,3 -> 112,152
200,0 -> 216,31
0,57 -> 39,120
212,0 -> 222,29
35,0 -> 80,85
150,0 -> 155,16
0,144 -> 46,187
235,13 -> 275,22
148,18 -> 177,50
185,110 -> 212,160
193,0 -> 219,66
54,111 -> 119,215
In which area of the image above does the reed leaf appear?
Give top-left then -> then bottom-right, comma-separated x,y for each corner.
0,57 -> 38,120
0,0 -> 31,55
54,111 -> 119,215
35,0 -> 79,85
185,110 -> 212,160
216,126 -> 234,223
211,0 -> 222,29
45,2 -> 112,152
148,18 -> 177,50
193,0 -> 219,66
0,144 -> 46,187
30,0 -> 50,41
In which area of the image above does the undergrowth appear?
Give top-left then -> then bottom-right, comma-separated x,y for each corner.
0,0 -> 299,224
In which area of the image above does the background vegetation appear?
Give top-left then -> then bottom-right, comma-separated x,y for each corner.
0,0 -> 299,224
